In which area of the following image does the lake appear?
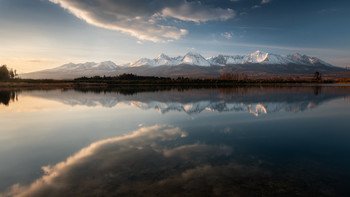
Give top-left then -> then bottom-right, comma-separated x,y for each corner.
1,85 -> 350,196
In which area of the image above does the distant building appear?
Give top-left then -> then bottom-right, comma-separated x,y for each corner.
345,66 -> 350,70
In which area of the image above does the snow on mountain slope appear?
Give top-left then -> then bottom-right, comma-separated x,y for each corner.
130,53 -> 182,67
94,61 -> 119,69
208,51 -> 296,65
21,50 -> 341,79
154,53 -> 182,66
248,51 -> 295,64
35,51 -> 337,72
286,53 -> 334,67
130,52 -> 211,67
130,58 -> 156,67
181,52 -> 211,66
116,51 -> 335,68
206,55 -> 248,65
51,61 -> 119,71
248,50 -> 269,63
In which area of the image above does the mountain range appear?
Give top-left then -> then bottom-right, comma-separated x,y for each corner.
20,51 -> 349,79
130,51 -> 333,67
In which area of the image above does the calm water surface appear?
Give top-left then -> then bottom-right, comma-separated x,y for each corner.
0,86 -> 350,196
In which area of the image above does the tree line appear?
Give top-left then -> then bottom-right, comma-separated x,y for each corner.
75,73 -> 171,81
0,65 -> 17,80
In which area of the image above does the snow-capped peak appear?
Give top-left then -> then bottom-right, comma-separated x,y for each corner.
154,53 -> 182,65
94,61 -> 119,69
155,53 -> 169,60
51,61 -> 119,71
129,51 -> 334,67
207,51 -> 295,65
248,50 -> 269,63
129,58 -> 155,67
181,52 -> 211,66
130,52 -> 211,67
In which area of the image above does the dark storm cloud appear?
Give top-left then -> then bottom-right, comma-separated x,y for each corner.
48,0 -> 235,42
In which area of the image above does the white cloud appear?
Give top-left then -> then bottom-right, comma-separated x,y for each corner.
221,32 -> 234,39
161,1 -> 236,23
253,0 -> 271,9
49,0 -> 235,42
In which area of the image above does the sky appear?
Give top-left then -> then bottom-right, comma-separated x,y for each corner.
0,0 -> 350,73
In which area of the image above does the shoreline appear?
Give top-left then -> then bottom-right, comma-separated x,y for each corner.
1,80 -> 350,90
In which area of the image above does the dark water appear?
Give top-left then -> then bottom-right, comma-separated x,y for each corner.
1,86 -> 350,196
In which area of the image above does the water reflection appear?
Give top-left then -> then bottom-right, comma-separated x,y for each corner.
0,90 -> 17,106
3,124 -> 349,196
1,86 -> 350,196
24,86 -> 350,116
3,125 -> 233,196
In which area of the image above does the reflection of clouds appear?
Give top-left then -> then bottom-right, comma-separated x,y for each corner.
152,162 -> 262,195
2,125 -> 187,197
2,125 -> 254,197
163,143 -> 232,159
3,124 -> 339,196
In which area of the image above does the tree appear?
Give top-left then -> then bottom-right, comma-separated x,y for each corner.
0,65 -> 17,80
0,65 -> 10,80
9,69 -> 15,79
314,71 -> 321,80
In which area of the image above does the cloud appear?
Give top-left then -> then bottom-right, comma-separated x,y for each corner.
252,0 -> 271,9
49,0 -> 235,42
161,1 -> 236,23
261,0 -> 271,4
221,32 -> 234,39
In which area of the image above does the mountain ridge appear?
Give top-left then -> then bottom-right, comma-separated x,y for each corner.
128,50 -> 334,67
20,51 -> 349,79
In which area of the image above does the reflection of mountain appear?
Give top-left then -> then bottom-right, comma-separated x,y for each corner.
129,101 -> 321,116
23,86 -> 350,116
